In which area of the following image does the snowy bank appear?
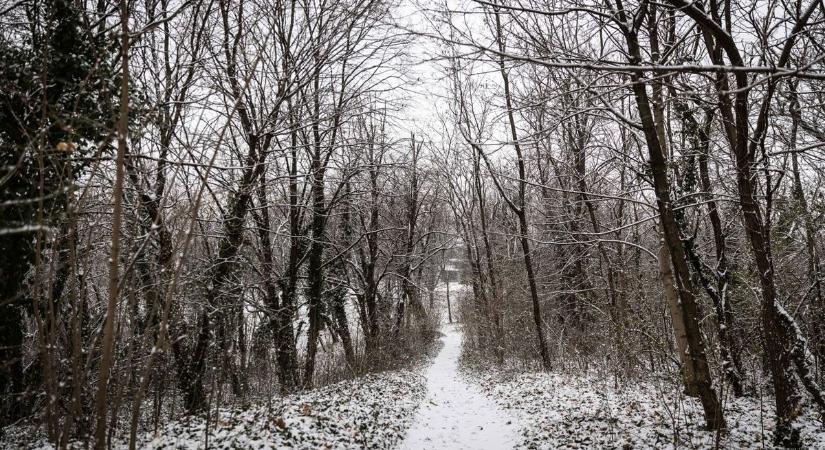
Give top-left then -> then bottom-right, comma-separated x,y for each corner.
142,370 -> 425,449
467,369 -> 825,449
5,369 -> 426,450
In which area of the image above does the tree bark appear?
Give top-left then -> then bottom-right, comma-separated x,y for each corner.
93,0 -> 130,443
614,0 -> 723,428
491,8 -> 551,369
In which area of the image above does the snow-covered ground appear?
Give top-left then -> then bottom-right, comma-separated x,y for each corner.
8,370 -> 426,450
17,277 -> 824,450
141,371 -> 426,449
401,323 -> 519,450
468,369 -> 825,449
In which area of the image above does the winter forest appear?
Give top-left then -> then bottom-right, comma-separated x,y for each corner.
2,0 -> 825,448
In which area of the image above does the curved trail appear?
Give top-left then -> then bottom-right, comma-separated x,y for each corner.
401,323 -> 519,450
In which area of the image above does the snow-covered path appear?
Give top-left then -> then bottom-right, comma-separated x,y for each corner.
401,323 -> 519,450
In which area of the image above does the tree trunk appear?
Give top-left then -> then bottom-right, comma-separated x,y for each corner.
616,10 -> 723,428
659,239 -> 699,396
491,8 -> 551,370
671,93 -> 744,396
473,149 -> 504,362
789,85 -> 825,376
253,173 -> 297,390
93,4 -> 129,444
670,0 -> 824,440
395,135 -> 426,335
303,151 -> 327,388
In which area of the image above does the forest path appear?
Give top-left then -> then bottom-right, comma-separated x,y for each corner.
401,323 -> 519,450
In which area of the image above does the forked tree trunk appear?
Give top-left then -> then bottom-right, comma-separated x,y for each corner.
614,4 -> 723,428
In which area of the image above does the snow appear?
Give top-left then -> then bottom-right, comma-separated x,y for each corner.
401,323 -> 519,450
7,370 -> 426,449
468,368 -> 825,449
140,370 -> 425,449
11,279 -> 824,450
